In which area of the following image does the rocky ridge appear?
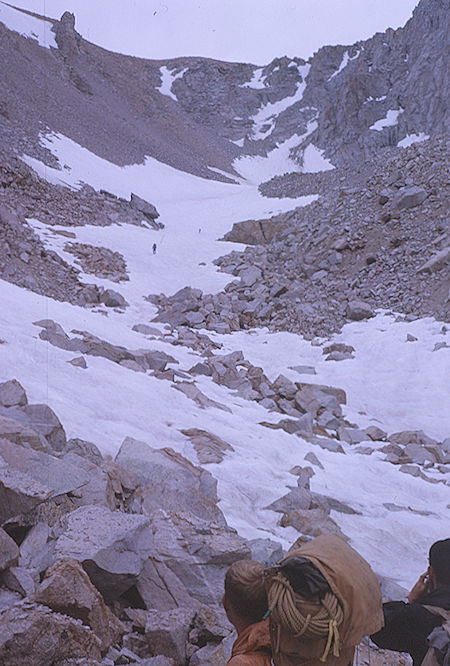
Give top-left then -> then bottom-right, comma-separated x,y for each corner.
1,0 -> 448,181
153,136 -> 449,337
170,0 -> 449,166
0,10 -> 238,180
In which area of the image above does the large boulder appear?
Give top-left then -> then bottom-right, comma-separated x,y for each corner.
347,300 -> 374,321
180,428 -> 234,464
60,451 -> 115,510
52,505 -> 153,602
145,604 -> 231,664
0,403 -> 66,452
130,193 -> 160,220
0,413 -> 49,452
65,437 -> 104,466
145,608 -> 197,664
418,246 -> 450,273
388,430 -> 437,447
19,522 -> 51,571
282,509 -> 347,540
0,602 -> 102,665
2,566 -> 38,598
115,437 -> 226,525
0,527 -> 19,571
140,510 -> 250,607
35,558 -> 125,653
392,186 -> 427,210
0,437 -> 90,525
266,487 -> 312,513
239,266 -> 262,287
0,380 -> 27,408
99,288 -> 128,308
20,404 -> 67,452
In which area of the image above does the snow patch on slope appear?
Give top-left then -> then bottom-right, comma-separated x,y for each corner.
1,275 -> 448,589
22,132 -> 317,296
0,1 -> 57,48
8,125 -> 448,594
370,108 -> 403,131
250,63 -> 311,140
157,65 -> 187,101
328,48 -> 361,80
398,132 -> 429,148
302,144 -> 334,173
234,119 -> 326,182
240,67 -> 267,89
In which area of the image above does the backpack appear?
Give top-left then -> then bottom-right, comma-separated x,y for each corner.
263,535 -> 383,666
421,606 -> 450,666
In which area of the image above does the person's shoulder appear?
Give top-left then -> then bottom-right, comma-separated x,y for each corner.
420,585 -> 450,611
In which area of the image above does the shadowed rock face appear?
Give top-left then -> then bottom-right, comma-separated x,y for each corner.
171,0 -> 448,166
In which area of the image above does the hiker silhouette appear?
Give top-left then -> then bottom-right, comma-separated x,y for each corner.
371,538 -> 450,666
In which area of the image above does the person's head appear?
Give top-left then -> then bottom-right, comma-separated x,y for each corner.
223,560 -> 268,631
429,538 -> 450,586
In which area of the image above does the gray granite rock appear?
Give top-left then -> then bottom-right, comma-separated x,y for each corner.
0,527 -> 19,572
392,186 -> 427,210
0,380 -> 27,408
0,437 -> 90,524
130,193 -> 160,219
115,437 -> 226,525
0,602 -> 102,664
53,505 -> 153,602
145,608 -> 196,664
347,300 -> 374,321
35,558 -> 125,652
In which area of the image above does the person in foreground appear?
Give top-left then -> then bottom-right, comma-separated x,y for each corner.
223,559 -> 272,665
371,538 -> 450,665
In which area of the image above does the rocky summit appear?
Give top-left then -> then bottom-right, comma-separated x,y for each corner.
0,0 -> 448,664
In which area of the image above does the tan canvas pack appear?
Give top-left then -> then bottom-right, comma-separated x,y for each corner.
264,535 -> 383,666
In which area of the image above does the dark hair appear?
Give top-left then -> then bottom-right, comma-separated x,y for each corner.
225,560 -> 268,624
429,538 -> 450,585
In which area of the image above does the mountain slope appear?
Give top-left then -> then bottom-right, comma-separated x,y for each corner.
0,3 -> 448,662
0,8 -> 239,179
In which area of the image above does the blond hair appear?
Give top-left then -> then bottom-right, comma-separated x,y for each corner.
225,559 -> 267,623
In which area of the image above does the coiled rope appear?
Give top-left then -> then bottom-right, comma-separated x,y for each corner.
267,572 -> 344,663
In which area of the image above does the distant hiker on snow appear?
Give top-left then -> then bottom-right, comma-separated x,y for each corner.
371,537 -> 450,666
224,535 -> 383,665
152,242 -> 157,254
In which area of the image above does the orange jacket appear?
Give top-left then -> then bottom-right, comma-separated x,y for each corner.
228,620 -> 273,665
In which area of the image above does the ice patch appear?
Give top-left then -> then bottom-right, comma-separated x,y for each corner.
157,65 -> 187,101
301,144 -> 334,173
398,132 -> 429,148
234,120 -> 320,184
250,63 -> 311,140
370,108 -> 403,131
328,48 -> 361,80
0,1 -> 57,48
364,95 -> 387,104
240,67 -> 266,89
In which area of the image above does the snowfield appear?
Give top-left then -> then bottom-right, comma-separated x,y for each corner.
1,130 -> 448,593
